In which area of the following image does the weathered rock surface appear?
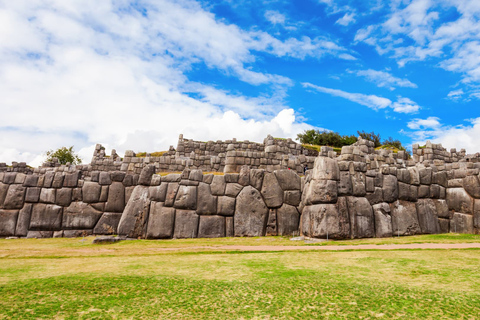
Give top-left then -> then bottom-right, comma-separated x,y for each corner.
105,182 -> 125,212
276,204 -> 299,236
260,173 -> 283,208
0,209 -> 19,236
372,202 -> 392,238
29,204 -> 63,231
94,212 -> 122,235
416,199 -> 440,234
235,186 -> 268,236
198,215 -> 225,238
63,202 -> 103,229
446,188 -> 473,214
390,200 -> 421,236
173,210 -> 199,238
146,202 -> 175,239
117,186 -> 151,238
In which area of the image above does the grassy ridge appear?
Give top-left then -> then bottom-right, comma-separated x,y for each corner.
1,236 -> 480,319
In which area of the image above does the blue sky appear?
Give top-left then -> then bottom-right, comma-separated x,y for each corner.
1,0 -> 480,165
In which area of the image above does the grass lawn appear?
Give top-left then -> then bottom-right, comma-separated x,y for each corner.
1,235 -> 480,319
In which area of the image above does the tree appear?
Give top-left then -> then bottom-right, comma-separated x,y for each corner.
382,137 -> 406,151
357,130 -> 382,148
45,146 -> 82,165
296,129 -> 357,147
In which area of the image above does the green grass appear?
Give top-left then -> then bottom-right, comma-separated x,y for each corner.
1,236 -> 480,319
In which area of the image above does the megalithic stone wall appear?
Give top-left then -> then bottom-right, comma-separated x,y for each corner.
1,135 -> 480,239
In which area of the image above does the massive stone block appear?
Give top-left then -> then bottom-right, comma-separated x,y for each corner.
29,203 -> 63,231
383,175 -> 398,203
351,172 -> 366,197
372,202 -> 392,238
265,209 -> 277,236
276,204 -> 299,236
82,182 -> 101,203
0,209 -> 19,236
164,183 -> 179,207
450,212 -> 474,234
174,185 -> 197,210
463,176 -> 480,199
434,199 -> 450,219
235,186 -> 268,236
148,184 -> 168,202
198,215 -> 225,238
249,169 -> 264,190
196,183 -> 217,214
0,183 -> 9,207
390,200 -> 421,236
311,156 -> 339,181
138,164 -> 155,186
105,181 -> 125,212
173,210 -> 199,238
56,188 -> 72,207
146,202 -> 175,239
274,169 -> 301,190
225,183 -> 243,198
338,171 -> 353,196
211,175 -> 226,196
304,179 -> 337,205
416,199 -> 440,234
346,196 -> 374,239
446,188 -> 473,214
93,212 -> 122,235
15,203 -> 32,236
63,202 -> 103,229
217,196 -> 235,216
3,185 -> 26,209
260,172 -> 284,208
117,186 -> 151,238
284,190 -> 301,207
301,199 -> 350,239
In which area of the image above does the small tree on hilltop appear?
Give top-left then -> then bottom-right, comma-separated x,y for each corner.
45,146 -> 82,165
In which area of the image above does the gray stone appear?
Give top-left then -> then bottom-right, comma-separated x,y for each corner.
372,202 -> 392,238
398,183 -> 418,202
446,188 -> 473,214
23,175 -> 39,187
366,187 -> 383,205
3,172 -> 17,184
450,212 -> 474,234
366,176 -> 375,193
407,167 -> 420,185
52,172 -> 64,188
72,188 -> 82,201
463,175 -> 480,199
105,182 -> 125,213
189,169 -> 203,182
196,183 -> 217,214
430,184 -> 441,199
249,169 -> 264,190
311,156 -> 339,181
82,182 -> 101,203
304,179 -> 337,205
260,173 -> 284,208
110,171 -> 126,182
217,196 -> 235,216
277,204 -> 299,236
93,212 -> 123,235
27,231 -> 53,238
63,171 -> 80,187
174,185 -> 197,210
203,174 -> 214,184
346,196 -> 375,239
338,171 -> 353,196
198,215 -> 225,238
397,169 -> 410,183
434,199 -> 450,219
99,186 -> 108,202
284,190 -> 301,206
99,172 -> 112,186
150,174 -> 161,186
15,203 -> 32,236
211,175 -> 226,196
148,184 -> 168,202
224,173 -> 239,183
301,200 -> 350,239
234,186 -> 268,237
418,185 -> 430,198
25,187 -> 41,203
225,183 -> 243,198
265,209 -> 277,236
117,186 -> 151,238
438,218 -> 449,233
43,171 -> 54,188
390,200 -> 421,236
226,217 -> 234,237
63,202 -> 103,229
53,230 -> 63,238
63,230 -> 93,238
29,204 -> 63,231
161,173 -> 181,183
0,210 -> 19,236
351,172 -> 366,196
383,175 -> 398,203
138,164 -> 156,186
3,185 -> 26,209
164,183 -> 179,207
56,188 -> 72,207
419,167 -> 432,185
432,171 -> 448,188
475,199 -> 480,229
173,210 -> 199,238
39,188 -> 56,204
416,199 -> 440,234
14,173 -> 25,184
0,183 -> 9,207
125,186 -> 135,205
123,174 -> 134,186
274,169 -> 301,190
238,166 -> 250,186
146,202 -> 175,239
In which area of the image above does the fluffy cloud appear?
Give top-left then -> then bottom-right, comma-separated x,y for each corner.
406,117 -> 480,154
302,83 -> 420,113
1,0 -> 334,166
335,13 -> 356,26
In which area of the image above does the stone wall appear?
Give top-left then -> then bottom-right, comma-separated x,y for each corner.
1,135 -> 480,239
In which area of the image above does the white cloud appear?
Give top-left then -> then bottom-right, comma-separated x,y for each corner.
447,88 -> 465,101
335,12 -> 356,26
0,0 -> 329,166
302,82 -> 420,113
353,69 -> 417,90
265,10 -> 286,25
406,117 -> 480,153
